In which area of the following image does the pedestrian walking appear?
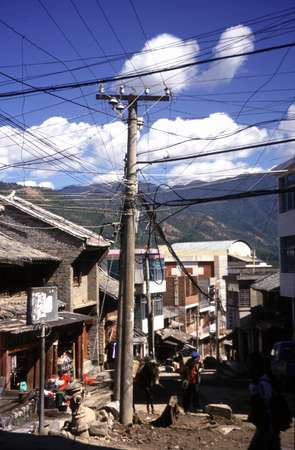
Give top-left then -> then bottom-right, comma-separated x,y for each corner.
182,351 -> 203,413
247,353 -> 291,450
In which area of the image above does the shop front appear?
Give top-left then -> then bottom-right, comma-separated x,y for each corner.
0,312 -> 91,392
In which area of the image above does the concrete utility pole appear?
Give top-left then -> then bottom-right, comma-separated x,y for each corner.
34,322 -> 50,435
97,90 -> 169,426
39,323 -> 46,435
144,252 -> 155,358
114,242 -> 124,401
195,305 -> 200,351
215,290 -> 220,362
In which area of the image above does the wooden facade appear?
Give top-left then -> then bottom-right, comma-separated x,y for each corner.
0,314 -> 90,391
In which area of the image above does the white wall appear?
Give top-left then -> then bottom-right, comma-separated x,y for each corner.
278,210 -> 295,237
141,315 -> 164,333
280,273 -> 295,298
137,280 -> 166,295
278,204 -> 295,299
229,241 -> 252,257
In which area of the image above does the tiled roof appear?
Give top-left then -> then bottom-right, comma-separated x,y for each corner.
0,193 -> 110,248
0,231 -> 60,264
251,272 -> 280,292
0,311 -> 92,333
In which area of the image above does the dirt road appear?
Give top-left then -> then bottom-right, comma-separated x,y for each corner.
1,370 -> 294,450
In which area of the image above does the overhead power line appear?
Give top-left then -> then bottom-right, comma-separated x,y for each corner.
1,41 -> 295,99
149,185 -> 295,208
138,136 -> 295,165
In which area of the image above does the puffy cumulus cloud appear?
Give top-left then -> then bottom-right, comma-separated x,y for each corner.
138,112 -> 269,163
0,116 -> 127,185
118,33 -> 199,94
279,103 -> 295,134
17,180 -> 54,189
119,26 -> 254,94
278,103 -> 295,158
92,170 -> 123,184
198,25 -> 254,84
163,159 -> 263,183
1,104 -> 291,188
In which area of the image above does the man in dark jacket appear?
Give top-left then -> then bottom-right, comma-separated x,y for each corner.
247,353 -> 291,450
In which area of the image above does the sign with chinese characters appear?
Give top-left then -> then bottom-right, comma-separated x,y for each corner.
27,286 -> 58,324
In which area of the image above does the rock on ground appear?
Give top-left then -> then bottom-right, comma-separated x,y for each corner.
205,403 -> 232,420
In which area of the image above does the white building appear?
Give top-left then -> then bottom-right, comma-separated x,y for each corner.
160,240 -> 255,356
106,249 -> 165,334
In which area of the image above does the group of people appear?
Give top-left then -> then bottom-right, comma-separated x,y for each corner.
176,350 -> 291,450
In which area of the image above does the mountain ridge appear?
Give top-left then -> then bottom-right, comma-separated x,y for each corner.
0,173 -> 279,264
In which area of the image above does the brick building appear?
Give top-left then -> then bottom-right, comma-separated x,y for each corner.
159,241 -> 254,357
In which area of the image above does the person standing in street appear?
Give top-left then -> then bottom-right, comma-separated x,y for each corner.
247,353 -> 291,450
182,351 -> 203,413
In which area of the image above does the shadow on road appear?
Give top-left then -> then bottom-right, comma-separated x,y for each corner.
0,430 -> 123,450
134,372 -> 251,415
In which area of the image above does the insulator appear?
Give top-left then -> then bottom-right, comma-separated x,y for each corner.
108,97 -> 118,106
165,87 -> 171,96
116,102 -> 125,111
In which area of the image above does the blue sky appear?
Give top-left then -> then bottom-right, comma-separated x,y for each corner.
0,0 -> 295,189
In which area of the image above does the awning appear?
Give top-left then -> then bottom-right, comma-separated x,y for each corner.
161,339 -> 178,347
157,329 -> 193,345
170,320 -> 184,328
0,311 -> 92,334
134,327 -> 147,345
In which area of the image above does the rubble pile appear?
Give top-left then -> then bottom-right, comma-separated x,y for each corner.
45,383 -> 117,440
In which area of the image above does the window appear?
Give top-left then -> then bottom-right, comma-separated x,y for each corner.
107,259 -> 120,280
227,307 -> 237,329
134,296 -> 147,322
239,288 -> 250,307
149,258 -> 164,282
279,173 -> 295,213
280,235 -> 295,273
153,294 -> 163,316
72,263 -> 82,286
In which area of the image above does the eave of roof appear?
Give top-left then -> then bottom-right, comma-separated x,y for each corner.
251,272 -> 280,292
0,231 -> 60,264
0,311 -> 92,334
0,194 -> 110,248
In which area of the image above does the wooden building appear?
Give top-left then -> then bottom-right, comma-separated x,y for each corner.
0,192 -> 111,367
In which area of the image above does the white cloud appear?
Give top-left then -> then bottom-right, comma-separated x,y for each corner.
39,181 -> 54,189
278,103 -> 295,158
119,33 -> 199,94
197,25 -> 254,84
1,104 -> 292,188
0,116 -> 127,185
17,180 -> 54,189
92,170 -> 123,184
138,112 -> 269,162
163,159 -> 262,183
118,26 -> 254,94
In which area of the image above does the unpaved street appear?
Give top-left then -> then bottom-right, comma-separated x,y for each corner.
1,370 -> 294,450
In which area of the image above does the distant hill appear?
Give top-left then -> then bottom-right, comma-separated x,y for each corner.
0,173 -> 279,264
